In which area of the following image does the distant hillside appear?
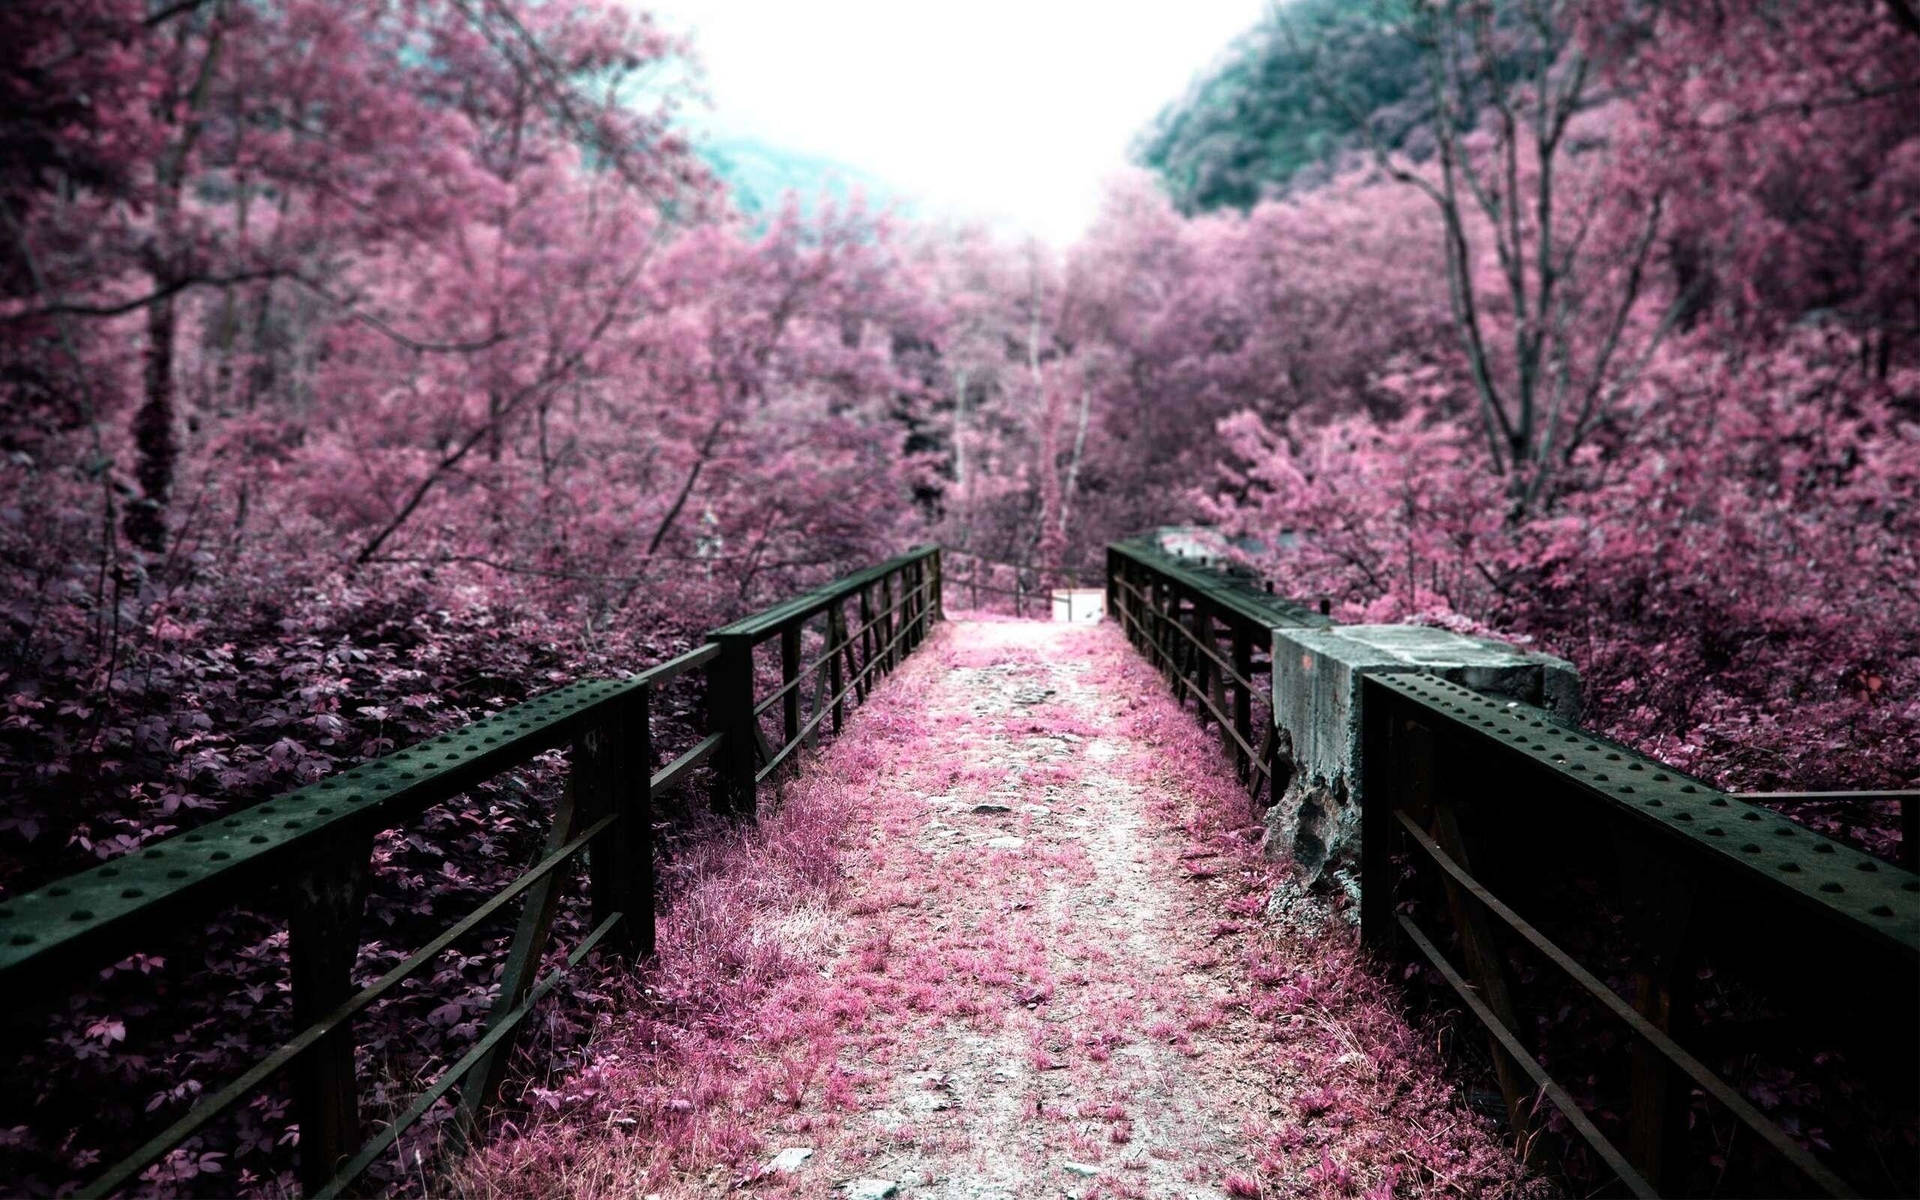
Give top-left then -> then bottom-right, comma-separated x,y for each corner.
1133,0 -> 1423,213
700,136 -> 909,221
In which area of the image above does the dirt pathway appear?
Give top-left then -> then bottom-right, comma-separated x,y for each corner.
461,617 -> 1530,1200
812,619 -> 1275,1199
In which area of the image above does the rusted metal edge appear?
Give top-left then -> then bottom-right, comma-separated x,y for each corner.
1396,811 -> 1859,1198
1369,673 -> 1920,955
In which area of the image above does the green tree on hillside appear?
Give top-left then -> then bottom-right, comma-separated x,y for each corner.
1134,0 -> 1422,212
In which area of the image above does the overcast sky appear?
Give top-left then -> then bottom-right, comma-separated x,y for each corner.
642,0 -> 1267,243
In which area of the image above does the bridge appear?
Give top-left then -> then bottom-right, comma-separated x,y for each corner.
0,542 -> 1914,1197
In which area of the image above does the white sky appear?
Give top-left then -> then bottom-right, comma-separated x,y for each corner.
642,0 -> 1268,244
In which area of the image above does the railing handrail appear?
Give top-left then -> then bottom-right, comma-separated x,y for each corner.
1109,538 -> 1330,632
0,671 -> 651,983
1106,532 -> 1917,1198
708,545 -> 938,639
1365,672 -> 1919,956
0,547 -> 946,1197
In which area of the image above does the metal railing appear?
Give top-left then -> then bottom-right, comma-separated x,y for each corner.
706,547 -> 940,814
0,547 -> 942,1196
1359,675 -> 1917,1197
1106,537 -> 1328,800
1104,535 -> 1919,1197
942,548 -> 1088,617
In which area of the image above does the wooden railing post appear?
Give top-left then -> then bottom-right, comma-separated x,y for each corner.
579,688 -> 652,960
1358,684 -> 1397,954
1232,625 -> 1253,783
828,603 -> 848,733
780,621 -> 802,748
706,633 -> 758,818
880,573 -> 897,671
930,549 -> 944,622
287,837 -> 373,1194
857,587 -> 875,701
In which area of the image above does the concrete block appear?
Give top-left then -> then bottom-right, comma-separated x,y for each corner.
1051,588 -> 1105,623
1266,624 -> 1579,896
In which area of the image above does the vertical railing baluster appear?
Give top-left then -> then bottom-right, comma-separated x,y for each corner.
780,620 -> 802,748
1618,846 -> 1696,1191
857,587 -> 875,701
1193,602 -> 1215,727
903,561 -> 920,651
881,572 -> 897,672
1420,733 -> 1532,1156
579,688 -> 650,959
828,602 -> 848,733
807,620 -> 828,749
707,633 -> 757,817
1233,624 -> 1253,785
288,838 -> 373,1194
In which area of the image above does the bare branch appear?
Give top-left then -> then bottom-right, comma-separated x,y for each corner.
1,269 -> 283,323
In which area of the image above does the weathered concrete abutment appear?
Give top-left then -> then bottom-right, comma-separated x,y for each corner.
1266,624 -> 1580,902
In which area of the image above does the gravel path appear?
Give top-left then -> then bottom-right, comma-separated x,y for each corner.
459,617 -> 1532,1200
816,618 -> 1272,1199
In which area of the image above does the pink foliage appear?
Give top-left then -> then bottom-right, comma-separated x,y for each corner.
1,0 -> 1913,1192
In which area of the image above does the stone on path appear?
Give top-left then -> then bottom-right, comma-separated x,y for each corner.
767,1146 -> 814,1174
842,1180 -> 899,1199
984,835 -> 1024,849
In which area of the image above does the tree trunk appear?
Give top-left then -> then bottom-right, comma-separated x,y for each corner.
952,366 -> 968,513
126,290 -> 179,553
1059,383 -> 1091,537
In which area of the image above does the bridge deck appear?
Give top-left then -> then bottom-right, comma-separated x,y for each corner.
464,618 -> 1525,1199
